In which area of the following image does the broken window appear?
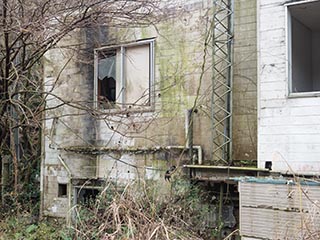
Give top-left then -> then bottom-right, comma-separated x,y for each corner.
288,1 -> 320,93
95,39 -> 154,109
98,50 -> 117,108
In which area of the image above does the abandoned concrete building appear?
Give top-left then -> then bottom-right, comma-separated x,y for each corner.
41,0 -> 320,238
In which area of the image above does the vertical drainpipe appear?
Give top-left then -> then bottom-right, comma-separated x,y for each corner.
227,0 -> 234,165
186,109 -> 194,165
186,109 -> 194,178
120,46 -> 125,107
211,1 -> 216,163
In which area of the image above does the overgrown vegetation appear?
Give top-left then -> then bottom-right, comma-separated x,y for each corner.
0,217 -> 69,240
0,179 -> 219,240
70,180 -> 216,239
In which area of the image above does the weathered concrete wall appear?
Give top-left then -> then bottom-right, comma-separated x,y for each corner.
232,0 -> 257,161
258,0 -> 320,174
103,0 -> 258,162
94,0 -> 213,194
42,29 -> 97,217
41,1 -> 214,218
41,0 -> 258,218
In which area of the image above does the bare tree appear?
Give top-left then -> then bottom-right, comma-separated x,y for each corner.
0,0 -> 171,212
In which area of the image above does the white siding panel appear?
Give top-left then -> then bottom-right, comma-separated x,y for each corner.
260,50 -> 286,65
260,90 -> 286,100
240,182 -> 320,239
259,10 -> 285,31
260,115 -> 320,127
260,134 -> 320,144
290,105 -> 320,116
259,81 -> 286,92
260,125 -> 320,135
258,0 -> 320,174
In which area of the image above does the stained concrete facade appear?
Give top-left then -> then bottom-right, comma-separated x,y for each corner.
233,0 -> 257,161
41,0 -> 258,218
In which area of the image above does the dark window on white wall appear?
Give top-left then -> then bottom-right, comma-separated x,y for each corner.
288,1 -> 320,93
94,39 -> 154,109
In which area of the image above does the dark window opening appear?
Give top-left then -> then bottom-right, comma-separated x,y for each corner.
58,184 -> 67,197
99,76 -> 116,102
76,188 -> 100,206
98,50 -> 116,108
289,1 -> 320,93
265,161 -> 272,170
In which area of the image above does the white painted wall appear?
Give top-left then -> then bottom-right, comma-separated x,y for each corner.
258,0 -> 320,175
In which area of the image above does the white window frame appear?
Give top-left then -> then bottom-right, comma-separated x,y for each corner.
286,0 -> 320,98
94,38 -> 155,110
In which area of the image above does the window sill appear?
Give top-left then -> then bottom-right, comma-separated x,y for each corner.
98,105 -> 155,115
288,91 -> 320,98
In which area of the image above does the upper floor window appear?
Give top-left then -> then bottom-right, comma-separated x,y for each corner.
94,39 -> 154,109
288,1 -> 320,94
